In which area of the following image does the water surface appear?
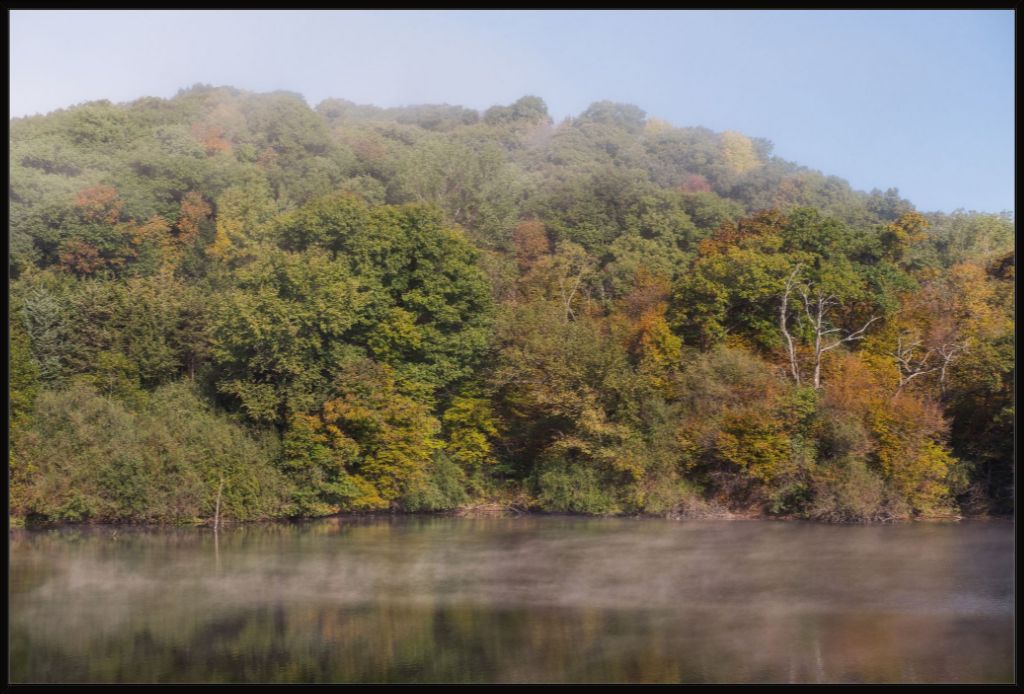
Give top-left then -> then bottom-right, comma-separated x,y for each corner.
9,516 -> 1014,683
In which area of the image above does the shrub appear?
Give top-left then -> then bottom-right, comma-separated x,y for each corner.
536,454 -> 620,515
807,456 -> 887,522
399,452 -> 470,512
10,381 -> 290,523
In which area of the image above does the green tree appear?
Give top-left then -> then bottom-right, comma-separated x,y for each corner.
211,248 -> 365,425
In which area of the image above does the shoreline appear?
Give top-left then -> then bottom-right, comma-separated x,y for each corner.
9,508 -> 1011,530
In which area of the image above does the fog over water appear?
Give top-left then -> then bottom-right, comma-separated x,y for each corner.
10,516 -> 1013,683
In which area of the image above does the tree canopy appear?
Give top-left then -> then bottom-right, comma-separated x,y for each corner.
9,86 -> 1014,522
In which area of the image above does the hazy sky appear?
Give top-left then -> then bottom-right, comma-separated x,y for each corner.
9,10 -> 1014,214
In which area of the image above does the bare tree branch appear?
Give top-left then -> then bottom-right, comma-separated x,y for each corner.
889,330 -> 967,399
790,277 -> 881,388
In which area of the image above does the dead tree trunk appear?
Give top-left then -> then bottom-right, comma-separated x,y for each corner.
777,271 -> 879,390
780,264 -> 803,385
213,475 -> 224,532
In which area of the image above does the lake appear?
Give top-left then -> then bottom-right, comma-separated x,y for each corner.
9,516 -> 1014,683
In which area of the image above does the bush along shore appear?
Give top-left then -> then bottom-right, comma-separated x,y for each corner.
9,87 -> 1013,525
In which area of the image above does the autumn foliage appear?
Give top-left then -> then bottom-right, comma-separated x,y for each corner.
75,185 -> 124,224
8,87 -> 1014,523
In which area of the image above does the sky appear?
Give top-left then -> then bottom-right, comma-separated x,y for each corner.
9,10 -> 1014,214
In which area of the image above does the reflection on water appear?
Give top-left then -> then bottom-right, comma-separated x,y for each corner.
9,516 -> 1013,683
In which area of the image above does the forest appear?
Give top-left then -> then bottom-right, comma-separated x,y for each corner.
8,85 -> 1014,523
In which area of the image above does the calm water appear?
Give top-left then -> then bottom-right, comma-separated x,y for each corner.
9,516 -> 1014,683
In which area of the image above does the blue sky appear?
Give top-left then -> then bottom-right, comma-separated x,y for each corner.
9,10 -> 1014,214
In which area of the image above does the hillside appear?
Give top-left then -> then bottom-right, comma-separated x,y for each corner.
8,84 -> 1014,523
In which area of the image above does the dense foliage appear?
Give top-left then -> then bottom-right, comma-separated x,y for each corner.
9,85 -> 1014,522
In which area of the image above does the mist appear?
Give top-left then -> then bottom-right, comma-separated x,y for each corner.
10,518 -> 1012,682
